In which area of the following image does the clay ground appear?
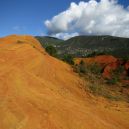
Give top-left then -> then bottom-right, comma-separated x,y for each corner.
0,35 -> 129,129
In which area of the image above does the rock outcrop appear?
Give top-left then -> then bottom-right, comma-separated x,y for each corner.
75,55 -> 129,81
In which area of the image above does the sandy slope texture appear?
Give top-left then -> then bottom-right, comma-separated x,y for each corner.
0,35 -> 129,129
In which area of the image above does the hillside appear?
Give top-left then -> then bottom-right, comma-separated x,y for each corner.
0,35 -> 129,129
36,35 -> 129,58
35,36 -> 63,47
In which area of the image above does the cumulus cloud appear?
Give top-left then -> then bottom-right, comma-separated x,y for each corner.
51,32 -> 79,40
45,0 -> 129,40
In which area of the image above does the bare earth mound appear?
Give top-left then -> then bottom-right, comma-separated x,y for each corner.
0,35 -> 129,129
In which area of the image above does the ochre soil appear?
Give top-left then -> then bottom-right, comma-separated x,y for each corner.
0,35 -> 129,129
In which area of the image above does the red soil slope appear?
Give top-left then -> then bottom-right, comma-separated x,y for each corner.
75,56 -> 129,80
74,55 -> 117,66
0,35 -> 129,129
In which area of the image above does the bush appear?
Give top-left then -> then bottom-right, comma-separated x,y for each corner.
106,77 -> 119,85
73,60 -> 126,101
79,65 -> 86,73
80,60 -> 85,65
17,40 -> 24,43
62,54 -> 74,65
87,63 -> 103,75
45,45 -> 57,57
106,65 -> 125,85
79,60 -> 86,73
114,65 -> 125,75
88,84 -> 103,95
123,56 -> 129,62
86,51 -> 107,57
74,60 -> 103,75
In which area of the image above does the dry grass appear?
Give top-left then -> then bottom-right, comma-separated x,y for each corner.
73,59 -> 129,102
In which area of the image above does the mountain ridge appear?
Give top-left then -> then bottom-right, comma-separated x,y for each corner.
36,35 -> 129,58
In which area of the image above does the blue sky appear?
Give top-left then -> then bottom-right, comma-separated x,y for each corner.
0,0 -> 129,37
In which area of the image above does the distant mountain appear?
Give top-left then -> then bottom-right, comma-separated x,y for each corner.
35,36 -> 63,47
36,35 -> 129,58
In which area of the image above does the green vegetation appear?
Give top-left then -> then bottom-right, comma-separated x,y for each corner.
106,65 -> 125,85
86,51 -> 108,57
36,35 -> 129,58
106,78 -> 119,85
123,56 -> 129,62
73,60 -> 128,102
75,60 -> 102,75
78,60 -> 86,73
35,36 -> 63,48
64,35 -> 129,51
45,45 -> 57,57
45,45 -> 75,65
83,73 -> 124,101
87,63 -> 103,75
62,54 -> 74,65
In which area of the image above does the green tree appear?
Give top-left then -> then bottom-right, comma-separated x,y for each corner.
79,60 -> 86,73
62,54 -> 74,65
45,45 -> 57,57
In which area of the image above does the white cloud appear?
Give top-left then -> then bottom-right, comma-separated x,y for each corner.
40,32 -> 46,36
45,0 -> 129,39
51,32 -> 79,40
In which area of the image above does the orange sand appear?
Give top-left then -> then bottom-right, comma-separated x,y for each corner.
0,35 -> 129,129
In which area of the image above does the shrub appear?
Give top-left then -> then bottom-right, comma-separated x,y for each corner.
106,65 -> 125,85
88,84 -> 103,95
87,63 -> 103,75
86,51 -> 107,57
45,45 -> 57,57
80,60 -> 85,65
74,60 -> 103,75
79,65 -> 86,73
106,77 -> 119,85
78,60 -> 86,73
17,40 -> 24,43
123,56 -> 129,62
114,65 -> 125,75
62,54 -> 74,65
